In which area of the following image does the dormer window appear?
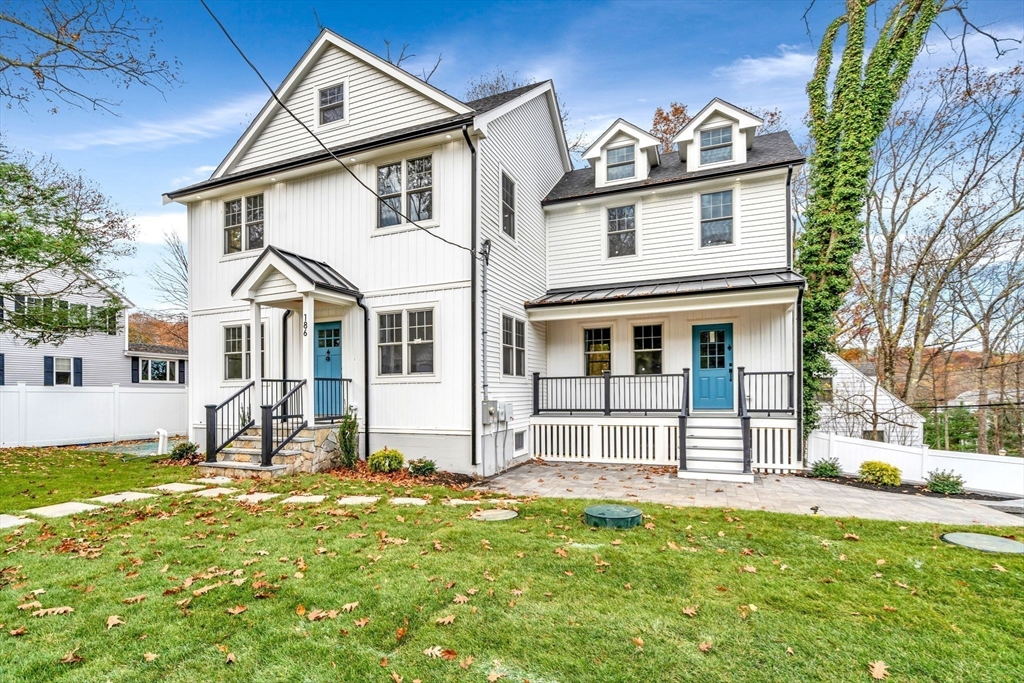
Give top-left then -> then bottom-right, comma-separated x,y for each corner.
319,84 -> 345,124
700,127 -> 732,164
606,145 -> 635,181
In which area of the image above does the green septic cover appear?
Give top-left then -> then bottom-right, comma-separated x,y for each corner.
941,532 -> 1024,554
584,504 -> 643,529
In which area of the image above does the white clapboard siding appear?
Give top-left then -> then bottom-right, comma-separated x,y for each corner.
233,46 -> 458,174
545,171 -> 790,290
476,91 -> 565,444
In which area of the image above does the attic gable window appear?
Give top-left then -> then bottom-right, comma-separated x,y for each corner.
606,145 -> 636,181
700,126 -> 732,164
319,84 -> 345,124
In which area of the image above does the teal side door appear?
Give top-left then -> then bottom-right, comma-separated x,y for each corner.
314,321 -> 342,417
692,323 -> 733,411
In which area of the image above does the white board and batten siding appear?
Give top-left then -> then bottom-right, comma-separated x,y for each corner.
476,90 -> 567,473
545,170 -> 789,291
231,45 -> 460,174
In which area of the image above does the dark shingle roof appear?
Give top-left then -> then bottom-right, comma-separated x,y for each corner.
128,343 -> 188,357
526,269 -> 804,308
544,131 -> 804,204
464,83 -> 546,114
230,246 -> 360,298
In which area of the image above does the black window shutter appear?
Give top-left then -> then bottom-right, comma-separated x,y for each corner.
0,353 -> 5,385
15,295 -> 25,312
73,357 -> 83,386
43,356 -> 54,386
0,296 -> 4,322
178,359 -> 185,384
131,356 -> 140,383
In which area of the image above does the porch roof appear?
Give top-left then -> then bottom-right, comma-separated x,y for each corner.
525,268 -> 804,309
231,245 -> 361,300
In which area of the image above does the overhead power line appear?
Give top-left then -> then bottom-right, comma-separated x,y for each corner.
199,0 -> 476,257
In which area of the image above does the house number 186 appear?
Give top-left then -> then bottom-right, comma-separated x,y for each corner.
303,315 -> 308,336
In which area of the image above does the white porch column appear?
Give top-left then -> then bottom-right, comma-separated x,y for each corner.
301,293 -> 316,424
250,301 -> 263,422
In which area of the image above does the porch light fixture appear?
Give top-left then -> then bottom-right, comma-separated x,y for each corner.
270,177 -> 276,182
350,157 -> 356,162
445,134 -> 452,139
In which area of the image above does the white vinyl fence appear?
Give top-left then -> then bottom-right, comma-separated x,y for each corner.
0,383 -> 188,448
806,430 -> 1024,497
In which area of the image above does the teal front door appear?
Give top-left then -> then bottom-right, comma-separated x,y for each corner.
314,321 -> 342,417
692,323 -> 733,411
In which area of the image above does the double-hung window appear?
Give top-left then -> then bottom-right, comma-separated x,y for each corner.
224,193 -> 264,254
584,328 -> 611,376
141,358 -> 177,382
502,315 -> 525,377
318,83 -> 345,124
633,324 -> 663,375
53,357 -> 73,385
223,324 -> 264,380
378,309 -> 435,376
606,145 -> 635,181
377,156 -> 433,228
700,190 -> 733,247
501,172 -> 516,238
607,205 -> 636,257
700,126 -> 732,164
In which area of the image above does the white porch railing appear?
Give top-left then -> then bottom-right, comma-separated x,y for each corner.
751,418 -> 801,473
531,416 -> 680,465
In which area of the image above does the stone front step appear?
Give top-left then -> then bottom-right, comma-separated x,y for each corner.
207,423 -> 342,479
197,461 -> 290,480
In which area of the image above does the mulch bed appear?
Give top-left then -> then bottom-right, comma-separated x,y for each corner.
329,460 -> 477,490
797,473 -> 1012,501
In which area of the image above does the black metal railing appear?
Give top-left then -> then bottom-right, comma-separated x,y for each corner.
262,379 -> 304,409
314,377 -> 351,422
737,367 -> 752,474
678,368 -> 690,471
261,379 -> 307,467
533,371 -> 689,416
204,381 -> 255,462
742,371 -> 795,416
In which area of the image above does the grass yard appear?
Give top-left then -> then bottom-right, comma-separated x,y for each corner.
1,448 -> 1022,682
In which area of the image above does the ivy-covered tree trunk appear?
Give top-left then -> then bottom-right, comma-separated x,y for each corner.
796,0 -> 941,436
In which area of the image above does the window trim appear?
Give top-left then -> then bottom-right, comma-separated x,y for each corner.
500,167 -> 516,241
375,153 -> 436,231
222,191 -> 266,255
373,303 -> 440,383
631,322 -> 664,376
513,430 -> 527,453
501,313 -> 527,378
582,325 -> 613,377
222,321 -> 265,383
698,125 -> 734,166
53,356 -> 73,386
604,200 -> 641,260
605,143 -> 637,183
313,77 -> 349,130
694,184 -> 740,251
139,357 -> 178,383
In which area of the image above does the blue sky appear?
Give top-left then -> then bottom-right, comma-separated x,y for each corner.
2,0 -> 1020,309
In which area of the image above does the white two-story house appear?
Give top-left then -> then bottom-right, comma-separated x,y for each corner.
165,29 -> 804,482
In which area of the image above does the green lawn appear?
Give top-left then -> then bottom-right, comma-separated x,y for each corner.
1,448 -> 1022,682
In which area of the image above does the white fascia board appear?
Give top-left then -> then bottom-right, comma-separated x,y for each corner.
213,29 -> 472,179
582,118 -> 661,161
232,252 -> 314,301
526,286 -> 799,322
671,98 -> 763,146
472,81 -> 572,172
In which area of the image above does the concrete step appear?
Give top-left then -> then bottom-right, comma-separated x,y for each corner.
677,468 -> 754,483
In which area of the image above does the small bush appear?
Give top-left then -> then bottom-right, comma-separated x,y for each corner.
169,441 -> 200,463
368,447 -> 404,474
809,457 -> 842,478
338,414 -> 359,469
408,459 -> 437,477
859,460 -> 902,487
926,469 -> 965,495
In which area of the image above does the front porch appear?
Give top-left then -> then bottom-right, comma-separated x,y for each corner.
202,247 -> 364,475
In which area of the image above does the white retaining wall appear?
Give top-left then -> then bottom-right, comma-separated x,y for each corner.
0,383 -> 188,447
806,430 -> 1024,497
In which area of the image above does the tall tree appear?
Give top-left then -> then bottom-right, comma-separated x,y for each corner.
147,230 -> 189,313
0,0 -> 178,112
0,149 -> 135,344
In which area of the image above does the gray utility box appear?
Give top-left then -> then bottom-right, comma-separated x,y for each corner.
481,400 -> 498,425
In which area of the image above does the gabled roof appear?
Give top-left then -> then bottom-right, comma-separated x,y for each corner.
826,353 -> 925,424
213,29 -> 472,179
582,118 -> 661,162
671,98 -> 763,146
231,246 -> 360,299
544,131 -> 804,205
127,343 -> 187,357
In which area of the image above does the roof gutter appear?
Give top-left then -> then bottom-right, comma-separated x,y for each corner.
462,124 -> 479,468
786,164 -> 794,269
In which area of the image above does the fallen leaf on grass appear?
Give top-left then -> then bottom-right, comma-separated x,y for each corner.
868,660 -> 889,679
226,605 -> 247,615
390,673 -> 402,683
17,601 -> 41,611
59,648 -> 83,664
740,565 -> 757,574
32,606 -> 74,617
882,605 -> 897,613
844,533 -> 860,541
8,627 -> 27,637
225,652 -> 236,664
423,646 -> 443,658
295,604 -> 306,616
396,626 -> 407,641
993,563 -> 1007,572
436,614 -> 456,625
441,649 -> 458,660
123,594 -> 146,605
341,601 -> 358,612
682,605 -> 699,618
106,615 -> 125,629
460,655 -> 474,669
632,636 -> 644,650
487,672 -> 506,682
453,594 -> 470,604
143,652 -> 159,662
699,641 -> 713,652
354,617 -> 369,628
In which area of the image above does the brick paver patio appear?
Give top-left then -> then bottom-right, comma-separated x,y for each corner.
476,461 -> 1023,526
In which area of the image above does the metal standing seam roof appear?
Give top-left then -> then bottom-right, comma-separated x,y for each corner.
230,245 -> 361,298
525,269 -> 804,308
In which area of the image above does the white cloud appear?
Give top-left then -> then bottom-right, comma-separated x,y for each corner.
51,92 -> 267,151
171,165 -> 217,187
712,45 -> 816,87
133,211 -> 187,244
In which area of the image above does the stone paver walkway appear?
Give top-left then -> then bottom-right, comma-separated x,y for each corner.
477,461 -> 1023,527
22,501 -> 102,518
89,491 -> 158,505
0,514 -> 34,529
